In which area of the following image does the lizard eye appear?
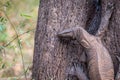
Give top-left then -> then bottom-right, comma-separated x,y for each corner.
80,40 -> 90,48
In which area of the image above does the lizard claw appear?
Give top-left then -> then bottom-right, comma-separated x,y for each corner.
116,56 -> 120,62
107,2 -> 114,10
106,2 -> 114,15
115,56 -> 120,80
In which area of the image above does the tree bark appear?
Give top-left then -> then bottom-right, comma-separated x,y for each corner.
32,0 -> 120,80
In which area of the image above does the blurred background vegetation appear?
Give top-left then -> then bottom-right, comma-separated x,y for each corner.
0,0 -> 39,79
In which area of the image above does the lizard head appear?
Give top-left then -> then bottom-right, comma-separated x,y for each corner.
57,27 -> 78,40
57,27 -> 95,48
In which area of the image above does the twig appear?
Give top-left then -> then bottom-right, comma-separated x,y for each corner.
0,29 -> 34,50
3,10 -> 28,80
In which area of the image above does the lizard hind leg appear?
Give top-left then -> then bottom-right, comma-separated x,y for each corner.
95,2 -> 114,38
66,63 -> 89,80
115,56 -> 120,80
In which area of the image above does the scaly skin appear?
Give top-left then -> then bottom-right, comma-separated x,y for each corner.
58,27 -> 114,80
57,3 -> 115,80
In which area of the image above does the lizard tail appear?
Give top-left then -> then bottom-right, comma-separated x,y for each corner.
87,0 -> 102,35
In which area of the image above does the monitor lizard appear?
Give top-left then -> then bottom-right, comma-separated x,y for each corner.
57,2 -> 114,80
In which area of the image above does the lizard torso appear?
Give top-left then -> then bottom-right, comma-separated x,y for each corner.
85,38 -> 114,80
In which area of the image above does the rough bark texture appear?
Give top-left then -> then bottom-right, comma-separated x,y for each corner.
32,0 -> 120,80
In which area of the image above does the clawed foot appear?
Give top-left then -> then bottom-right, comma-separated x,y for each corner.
105,2 -> 114,18
116,56 -> 120,62
107,2 -> 114,11
115,56 -> 120,80
66,63 -> 80,75
66,63 -> 89,80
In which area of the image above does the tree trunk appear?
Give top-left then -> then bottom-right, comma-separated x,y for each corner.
32,0 -> 120,80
